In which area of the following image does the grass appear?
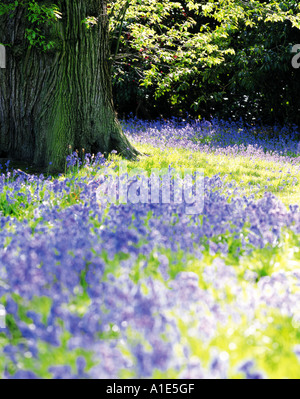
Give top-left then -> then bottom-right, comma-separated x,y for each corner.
108,141 -> 300,208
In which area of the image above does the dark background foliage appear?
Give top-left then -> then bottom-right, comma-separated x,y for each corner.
111,0 -> 300,127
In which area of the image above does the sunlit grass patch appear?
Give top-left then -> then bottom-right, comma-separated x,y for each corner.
117,141 -> 300,207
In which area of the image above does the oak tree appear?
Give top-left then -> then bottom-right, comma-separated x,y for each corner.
0,0 -> 139,171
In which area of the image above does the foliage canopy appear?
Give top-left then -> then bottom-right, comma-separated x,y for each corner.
1,1 -> 300,125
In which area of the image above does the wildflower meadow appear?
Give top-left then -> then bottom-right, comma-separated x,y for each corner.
1,117 -> 300,379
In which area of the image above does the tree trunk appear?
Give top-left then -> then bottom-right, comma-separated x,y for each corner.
0,0 -> 139,172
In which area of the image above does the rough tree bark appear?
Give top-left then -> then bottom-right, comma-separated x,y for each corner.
0,0 -> 139,171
